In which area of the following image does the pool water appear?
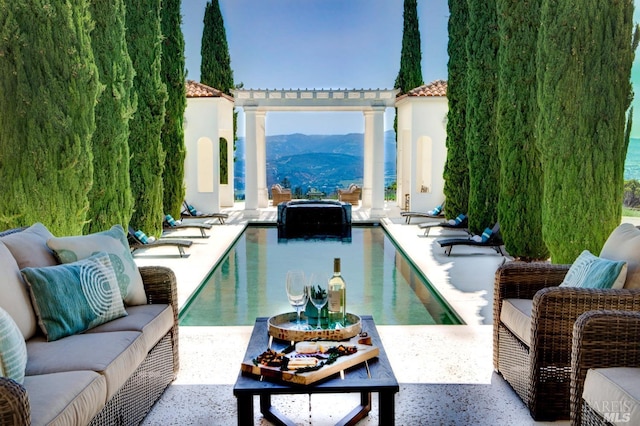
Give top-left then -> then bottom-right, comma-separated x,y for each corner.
179,225 -> 461,326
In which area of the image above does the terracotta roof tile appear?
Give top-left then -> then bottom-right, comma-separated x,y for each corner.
186,80 -> 233,100
406,80 -> 448,97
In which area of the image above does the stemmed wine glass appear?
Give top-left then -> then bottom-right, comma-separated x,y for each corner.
286,270 -> 308,330
307,273 -> 328,330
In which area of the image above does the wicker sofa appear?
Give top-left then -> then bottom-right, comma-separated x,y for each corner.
493,223 -> 640,420
338,184 -> 361,205
271,184 -> 292,205
570,310 -> 640,426
0,223 -> 179,426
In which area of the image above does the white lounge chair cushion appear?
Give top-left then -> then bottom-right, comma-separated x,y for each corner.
500,298 -> 533,346
600,223 -> 640,289
583,367 -> 640,425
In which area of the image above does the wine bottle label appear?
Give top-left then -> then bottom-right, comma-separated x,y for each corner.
328,289 -> 341,311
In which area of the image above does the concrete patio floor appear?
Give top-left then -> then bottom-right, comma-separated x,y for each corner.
130,202 -> 627,425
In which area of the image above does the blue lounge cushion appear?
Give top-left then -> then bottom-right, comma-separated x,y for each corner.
165,215 -> 178,227
560,250 -> 628,290
21,252 -> 127,341
481,227 -> 493,243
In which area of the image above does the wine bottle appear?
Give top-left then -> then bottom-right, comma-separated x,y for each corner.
327,258 -> 346,328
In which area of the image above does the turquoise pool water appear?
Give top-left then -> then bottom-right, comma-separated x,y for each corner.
179,225 -> 461,326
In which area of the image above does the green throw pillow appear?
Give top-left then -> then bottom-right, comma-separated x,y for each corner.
21,252 -> 127,341
0,307 -> 27,384
560,250 -> 628,289
47,224 -> 146,306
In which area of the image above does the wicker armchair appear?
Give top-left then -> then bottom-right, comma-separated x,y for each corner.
271,184 -> 292,205
570,310 -> 640,426
493,262 -> 640,420
338,184 -> 361,205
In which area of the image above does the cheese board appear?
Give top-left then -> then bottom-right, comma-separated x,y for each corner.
240,334 -> 379,385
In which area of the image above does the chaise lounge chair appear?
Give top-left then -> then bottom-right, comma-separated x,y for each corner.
437,223 -> 504,256
163,214 -> 211,238
401,202 -> 445,224
418,214 -> 469,236
181,201 -> 229,224
127,226 -> 192,257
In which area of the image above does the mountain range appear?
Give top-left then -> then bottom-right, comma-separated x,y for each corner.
234,131 -> 397,197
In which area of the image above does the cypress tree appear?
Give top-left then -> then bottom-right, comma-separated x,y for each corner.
0,0 -> 99,235
395,0 -> 424,93
442,0 -> 469,219
465,0 -> 500,235
125,0 -> 167,236
537,0 -> 638,262
85,0 -> 135,234
495,0 -> 548,260
201,0 -> 234,185
160,0 -> 187,218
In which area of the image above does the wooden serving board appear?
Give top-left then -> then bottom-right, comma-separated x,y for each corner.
241,336 -> 379,386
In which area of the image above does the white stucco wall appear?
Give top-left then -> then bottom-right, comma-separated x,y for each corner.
184,96 -> 234,212
395,96 -> 448,213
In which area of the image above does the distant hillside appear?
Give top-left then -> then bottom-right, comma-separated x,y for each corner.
234,131 -> 397,196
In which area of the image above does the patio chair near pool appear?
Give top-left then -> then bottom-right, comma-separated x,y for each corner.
401,201 -> 445,224
418,213 -> 468,236
163,214 -> 211,238
181,201 -> 228,224
127,226 -> 192,257
437,223 -> 504,256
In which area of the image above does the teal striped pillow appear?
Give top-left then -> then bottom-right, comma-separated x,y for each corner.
21,252 -> 127,341
561,250 -> 628,289
0,307 -> 27,384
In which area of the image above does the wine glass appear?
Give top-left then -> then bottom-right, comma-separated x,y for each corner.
286,270 -> 308,330
307,273 -> 328,330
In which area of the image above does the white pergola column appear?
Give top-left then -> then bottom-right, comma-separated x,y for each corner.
363,107 -> 386,217
256,111 -> 268,208
244,107 -> 259,214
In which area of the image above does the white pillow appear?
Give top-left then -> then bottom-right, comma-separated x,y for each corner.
0,307 -> 27,384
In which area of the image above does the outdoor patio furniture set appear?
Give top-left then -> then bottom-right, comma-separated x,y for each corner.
494,222 -> 640,424
0,223 -> 179,425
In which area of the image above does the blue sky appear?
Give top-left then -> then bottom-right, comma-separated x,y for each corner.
181,0 -> 639,137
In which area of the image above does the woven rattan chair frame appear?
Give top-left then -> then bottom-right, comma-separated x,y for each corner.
570,310 -> 640,426
493,262 -> 640,420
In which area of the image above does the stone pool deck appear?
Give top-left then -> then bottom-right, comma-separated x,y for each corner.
132,203 -> 635,425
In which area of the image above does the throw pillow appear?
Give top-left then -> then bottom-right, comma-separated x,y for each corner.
0,307 -> 27,384
0,241 -> 37,339
46,224 -> 146,305
21,252 -> 127,341
0,222 -> 58,269
600,223 -> 640,289
481,227 -> 493,243
560,250 -> 628,289
165,214 -> 178,226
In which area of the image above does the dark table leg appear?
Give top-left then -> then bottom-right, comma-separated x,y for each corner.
335,392 -> 372,426
236,393 -> 253,426
378,390 -> 396,425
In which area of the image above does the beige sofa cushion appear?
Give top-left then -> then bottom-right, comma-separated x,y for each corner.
600,223 -> 640,289
0,241 -> 37,339
0,223 -> 57,269
583,367 -> 640,425
24,371 -> 107,426
26,331 -> 147,399
86,304 -> 174,353
500,298 -> 533,346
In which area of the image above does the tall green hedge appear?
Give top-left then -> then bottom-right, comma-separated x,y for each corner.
160,0 -> 187,218
85,0 -> 135,234
0,0 -> 99,235
201,0 -> 234,184
537,0 -> 638,263
395,0 -> 423,93
125,0 -> 167,236
465,0 -> 500,234
442,0 -> 469,219
495,0 -> 548,260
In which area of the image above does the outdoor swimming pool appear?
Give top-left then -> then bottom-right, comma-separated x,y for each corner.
179,225 -> 461,326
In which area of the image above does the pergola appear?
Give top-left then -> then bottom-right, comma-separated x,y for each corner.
233,88 -> 399,217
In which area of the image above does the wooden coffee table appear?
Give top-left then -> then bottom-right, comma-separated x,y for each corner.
233,315 -> 399,425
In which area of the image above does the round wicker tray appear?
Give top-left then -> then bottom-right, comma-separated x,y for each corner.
267,312 -> 362,342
